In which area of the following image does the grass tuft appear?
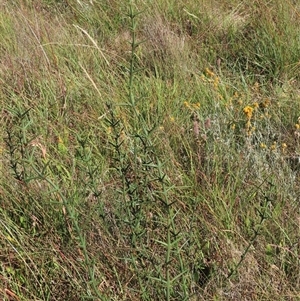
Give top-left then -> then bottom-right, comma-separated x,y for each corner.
1,0 -> 300,300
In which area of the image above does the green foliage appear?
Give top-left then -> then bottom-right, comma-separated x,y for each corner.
1,0 -> 300,300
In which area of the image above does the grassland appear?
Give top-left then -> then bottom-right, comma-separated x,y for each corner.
1,0 -> 300,300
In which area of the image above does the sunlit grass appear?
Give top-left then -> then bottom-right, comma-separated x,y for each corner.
1,1 -> 300,300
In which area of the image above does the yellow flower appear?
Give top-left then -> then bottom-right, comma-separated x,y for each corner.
246,120 -> 251,131
205,67 -> 215,77
169,116 -> 175,122
192,102 -> 201,109
213,77 -> 220,89
253,102 -> 259,109
183,101 -> 190,108
270,142 -> 277,150
295,123 -> 300,130
260,143 -> 267,149
281,143 -> 287,152
243,106 -> 254,120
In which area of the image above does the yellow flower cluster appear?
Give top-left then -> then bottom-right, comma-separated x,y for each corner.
260,141 -> 287,153
203,68 -> 221,91
260,143 -> 267,149
282,143 -> 287,153
213,75 -> 220,89
205,68 -> 215,77
270,141 -> 277,150
243,105 -> 258,136
243,106 -> 254,120
183,101 -> 200,110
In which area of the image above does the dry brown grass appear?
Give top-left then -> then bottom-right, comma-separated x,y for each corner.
1,1 -> 300,300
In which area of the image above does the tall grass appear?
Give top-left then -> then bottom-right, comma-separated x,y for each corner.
1,0 -> 300,300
